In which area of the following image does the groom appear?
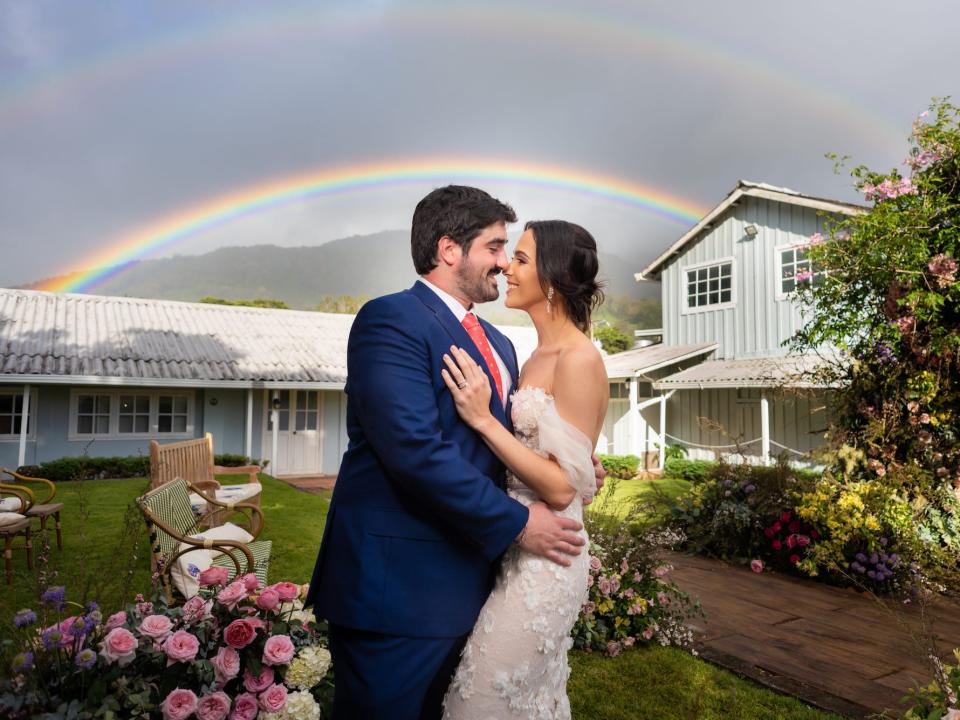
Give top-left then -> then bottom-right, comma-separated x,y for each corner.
306,186 -> 597,720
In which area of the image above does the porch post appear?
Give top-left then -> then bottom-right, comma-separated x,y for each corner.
628,378 -> 639,456
760,390 -> 770,465
658,393 -> 667,470
271,392 -> 279,477
245,390 -> 253,460
17,384 -> 30,468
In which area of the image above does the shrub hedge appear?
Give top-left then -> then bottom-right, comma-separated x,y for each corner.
17,454 -> 265,482
598,454 -> 641,479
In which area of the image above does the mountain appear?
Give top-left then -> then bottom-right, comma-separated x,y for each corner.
21,230 -> 660,310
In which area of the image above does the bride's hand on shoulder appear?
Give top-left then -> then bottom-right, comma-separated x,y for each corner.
441,346 -> 495,433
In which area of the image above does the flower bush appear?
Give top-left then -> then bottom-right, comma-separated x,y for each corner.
900,649 -> 960,719
0,575 -> 332,719
597,454 -> 641,480
573,512 -> 700,656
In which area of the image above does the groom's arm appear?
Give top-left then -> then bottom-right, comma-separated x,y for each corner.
349,300 -> 528,561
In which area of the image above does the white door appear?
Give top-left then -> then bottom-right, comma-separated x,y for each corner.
265,390 -> 322,475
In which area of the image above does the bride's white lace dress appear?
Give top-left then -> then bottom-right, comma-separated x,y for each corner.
443,387 -> 597,720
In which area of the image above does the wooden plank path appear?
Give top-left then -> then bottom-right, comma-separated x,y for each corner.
666,551 -> 960,718
277,474 -> 336,493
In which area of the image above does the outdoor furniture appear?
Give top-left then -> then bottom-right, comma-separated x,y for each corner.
0,483 -> 33,585
138,477 -> 271,603
1,468 -> 65,550
149,433 -> 262,527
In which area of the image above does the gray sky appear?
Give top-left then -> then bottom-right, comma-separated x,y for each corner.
0,0 -> 956,287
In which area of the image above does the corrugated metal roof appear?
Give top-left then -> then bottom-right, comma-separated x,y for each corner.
653,354 -> 833,389
0,289 -> 537,387
604,342 -> 717,379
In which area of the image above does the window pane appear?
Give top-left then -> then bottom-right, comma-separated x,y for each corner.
278,413 -> 289,432
173,416 -> 187,433
697,281 -> 707,294
308,393 -> 318,410
159,396 -> 172,414
687,295 -> 696,308
708,265 -> 719,279
120,396 -> 134,413
709,292 -> 719,304
783,278 -> 796,293
709,278 -> 719,292
720,277 -> 731,290
296,412 -> 307,431
136,396 -> 150,413
98,396 -> 111,413
797,248 -> 809,262
307,413 -> 318,430
721,263 -> 731,277
78,395 -> 94,414
12,416 -> 22,434
14,395 -> 23,413
721,289 -> 732,302
0,416 -> 10,435
77,416 -> 93,434
781,250 -> 794,265
174,397 -> 187,414
95,417 -> 110,434
686,271 -> 696,285
119,416 -> 133,433
158,416 -> 172,433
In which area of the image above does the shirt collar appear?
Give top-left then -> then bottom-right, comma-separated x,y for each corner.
417,278 -> 473,323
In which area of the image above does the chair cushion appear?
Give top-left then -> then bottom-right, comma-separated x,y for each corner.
212,539 -> 272,587
0,497 -> 24,512
169,522 -> 256,599
0,511 -> 28,528
188,483 -> 262,514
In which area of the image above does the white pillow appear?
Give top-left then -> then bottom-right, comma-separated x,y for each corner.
169,522 -> 256,599
0,497 -> 25,512
187,483 -> 262,514
0,511 -> 27,527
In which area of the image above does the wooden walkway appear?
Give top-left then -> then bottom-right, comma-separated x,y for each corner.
276,474 -> 336,493
667,552 -> 960,718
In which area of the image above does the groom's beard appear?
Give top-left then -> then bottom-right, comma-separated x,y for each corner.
456,256 -> 501,304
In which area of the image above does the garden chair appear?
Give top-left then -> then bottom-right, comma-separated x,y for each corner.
0,483 -> 33,585
1,468 -> 64,550
138,477 -> 271,603
149,433 -> 262,527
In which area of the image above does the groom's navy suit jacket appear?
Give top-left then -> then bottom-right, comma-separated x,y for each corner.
306,281 -> 529,638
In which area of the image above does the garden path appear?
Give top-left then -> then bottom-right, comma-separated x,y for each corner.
276,474 -> 336,493
667,551 -> 960,719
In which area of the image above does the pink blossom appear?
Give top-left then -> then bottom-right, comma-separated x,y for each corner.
586,574 -> 594,588
652,564 -> 671,578
243,665 -> 275,693
258,683 -> 288,713
809,232 -> 824,245
750,559 -> 764,573
589,555 -> 603,571
163,630 -> 200,665
136,601 -> 154,616
196,691 -> 232,720
928,253 -> 958,288
182,596 -> 212,624
262,634 -> 295,666
100,627 -> 138,666
217,581 -> 248,610
211,646 -> 241,685
623,588 -> 635,599
795,270 -> 813,283
104,611 -> 127,631
606,641 -> 622,657
198,566 -> 230,587
161,688 -> 198,720
598,578 -> 612,596
642,626 -> 656,641
582,601 -> 596,615
623,636 -> 636,648
657,591 -> 669,606
920,413 -> 931,424
797,535 -> 811,547
619,558 -> 629,573
255,587 -> 281,612
633,571 -> 642,582
241,573 -> 261,592
608,577 -> 621,594
895,316 -> 914,334
138,614 -> 174,641
224,618 -> 260,649
229,693 -> 258,720
270,582 -> 300,602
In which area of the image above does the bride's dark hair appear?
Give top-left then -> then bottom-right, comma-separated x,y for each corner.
524,220 -> 604,333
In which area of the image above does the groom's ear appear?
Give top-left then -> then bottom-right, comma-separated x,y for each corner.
436,235 -> 463,268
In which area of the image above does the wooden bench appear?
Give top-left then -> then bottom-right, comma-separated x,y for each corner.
149,433 -> 262,527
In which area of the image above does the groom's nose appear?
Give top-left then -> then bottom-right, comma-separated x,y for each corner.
494,247 -> 509,270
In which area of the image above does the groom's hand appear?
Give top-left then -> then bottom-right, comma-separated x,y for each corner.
520,502 -> 585,567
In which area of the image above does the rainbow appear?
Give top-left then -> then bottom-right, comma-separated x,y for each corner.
38,158 -> 708,293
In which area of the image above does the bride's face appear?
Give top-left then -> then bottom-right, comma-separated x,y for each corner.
504,229 -> 547,311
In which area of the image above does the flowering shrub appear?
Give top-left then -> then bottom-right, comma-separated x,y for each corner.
761,510 -> 819,571
573,513 -> 700,656
0,575 -> 332,719
900,649 -> 960,719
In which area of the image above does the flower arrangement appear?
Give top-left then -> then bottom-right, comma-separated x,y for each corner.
1,571 -> 333,719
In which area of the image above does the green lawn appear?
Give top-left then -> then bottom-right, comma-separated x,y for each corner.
0,474 -> 838,719
588,475 -> 691,525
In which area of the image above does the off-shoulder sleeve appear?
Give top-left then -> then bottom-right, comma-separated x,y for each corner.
536,404 -> 597,501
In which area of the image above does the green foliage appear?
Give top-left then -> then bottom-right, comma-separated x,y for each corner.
214,453 -> 268,468
594,295 -> 662,334
593,325 -> 632,354
597,454 -> 640,479
900,649 -> 960,719
314,294 -> 371,314
663,458 -> 715,483
198,296 -> 290,308
663,445 -> 688,463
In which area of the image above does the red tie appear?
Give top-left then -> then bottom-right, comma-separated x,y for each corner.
461,313 -> 504,403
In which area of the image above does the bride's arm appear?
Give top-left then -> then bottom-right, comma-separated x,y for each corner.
441,346 -> 605,510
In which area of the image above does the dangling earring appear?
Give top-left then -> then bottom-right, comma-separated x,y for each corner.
546,287 -> 554,316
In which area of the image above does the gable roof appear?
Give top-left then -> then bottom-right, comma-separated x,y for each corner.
604,342 -> 717,380
638,180 -> 866,280
0,288 -> 537,388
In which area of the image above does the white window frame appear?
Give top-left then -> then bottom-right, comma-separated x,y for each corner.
0,388 -> 38,443
680,257 -> 736,314
775,241 -> 825,301
68,389 -> 195,441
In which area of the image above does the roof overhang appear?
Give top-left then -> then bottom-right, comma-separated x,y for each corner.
0,374 -> 346,391
605,342 -> 718,380
652,355 -> 839,390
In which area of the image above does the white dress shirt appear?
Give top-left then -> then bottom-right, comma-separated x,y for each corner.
417,278 -> 513,406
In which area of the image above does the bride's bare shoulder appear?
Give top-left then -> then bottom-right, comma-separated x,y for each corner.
554,337 -> 607,394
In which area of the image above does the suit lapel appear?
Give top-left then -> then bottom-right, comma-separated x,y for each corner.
409,282 -> 508,427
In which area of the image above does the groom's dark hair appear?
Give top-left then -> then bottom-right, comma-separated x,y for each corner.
411,185 -> 517,275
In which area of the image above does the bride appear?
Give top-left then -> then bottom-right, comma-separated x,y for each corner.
440,220 -> 609,719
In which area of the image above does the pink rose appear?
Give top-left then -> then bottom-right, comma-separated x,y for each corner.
196,691 -> 231,720
224,618 -> 260,649
138,614 -> 174,641
104,611 -> 127,631
258,683 -> 288,713
198,566 -> 230,587
262,634 -> 295,666
589,556 -> 602,571
182,596 -> 212,624
230,692 -> 258,720
750,559 -> 764,573
210,646 -> 241,685
256,587 -> 281,612
217,581 -> 248,610
163,630 -> 200,665
161,688 -> 198,720
243,665 -> 275,693
269,582 -> 300,602
100,627 -> 138,666
241,573 -> 261,592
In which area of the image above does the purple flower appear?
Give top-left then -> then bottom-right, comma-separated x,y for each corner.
75,648 -> 97,670
12,651 -> 33,672
855,553 -> 867,563
744,484 -> 756,494
13,609 -> 37,627
41,586 -> 66,609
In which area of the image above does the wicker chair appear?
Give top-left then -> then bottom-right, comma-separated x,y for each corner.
0,483 -> 33,585
138,478 -> 271,603
1,468 -> 64,550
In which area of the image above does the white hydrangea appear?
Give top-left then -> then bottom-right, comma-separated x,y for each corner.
284,645 -> 332,690
288,608 -> 315,625
268,690 -> 321,720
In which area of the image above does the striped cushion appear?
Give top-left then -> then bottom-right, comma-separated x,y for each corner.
211,539 -> 272,585
169,522 -> 257,598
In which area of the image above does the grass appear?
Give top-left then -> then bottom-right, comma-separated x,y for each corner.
587,475 -> 692,525
0,474 -> 841,719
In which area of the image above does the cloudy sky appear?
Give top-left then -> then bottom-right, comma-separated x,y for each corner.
0,0 -> 956,288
